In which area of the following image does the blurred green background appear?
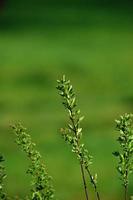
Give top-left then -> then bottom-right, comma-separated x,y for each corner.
0,0 -> 133,199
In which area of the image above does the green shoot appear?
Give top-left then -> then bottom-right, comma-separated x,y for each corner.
113,113 -> 133,200
56,75 -> 100,200
11,123 -> 54,200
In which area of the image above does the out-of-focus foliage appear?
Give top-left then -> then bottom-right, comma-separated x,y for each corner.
12,123 -> 54,200
0,155 -> 7,199
113,114 -> 133,199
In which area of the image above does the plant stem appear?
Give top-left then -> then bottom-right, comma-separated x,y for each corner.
80,162 -> 89,200
124,185 -> 127,200
86,167 -> 100,200
124,170 -> 128,200
70,109 -> 89,200
70,107 -> 99,200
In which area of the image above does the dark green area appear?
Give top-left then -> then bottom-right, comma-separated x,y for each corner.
0,2 -> 133,200
5,0 -> 133,6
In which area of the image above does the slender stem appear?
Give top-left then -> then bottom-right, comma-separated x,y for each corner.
124,185 -> 127,200
70,109 -> 89,200
86,167 -> 100,200
80,163 -> 89,200
70,108 -> 100,200
124,170 -> 128,200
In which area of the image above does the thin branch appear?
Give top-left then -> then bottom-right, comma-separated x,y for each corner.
85,167 -> 100,200
80,163 -> 89,200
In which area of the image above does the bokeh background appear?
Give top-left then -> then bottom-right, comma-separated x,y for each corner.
0,0 -> 133,199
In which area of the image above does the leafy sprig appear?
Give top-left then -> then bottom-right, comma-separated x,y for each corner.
113,113 -> 133,200
57,75 -> 100,200
11,123 -> 54,200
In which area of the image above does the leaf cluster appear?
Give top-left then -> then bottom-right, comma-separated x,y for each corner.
57,75 -> 92,167
11,123 -> 54,200
113,113 -> 133,187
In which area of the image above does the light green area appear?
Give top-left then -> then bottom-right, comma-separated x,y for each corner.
0,6 -> 133,200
